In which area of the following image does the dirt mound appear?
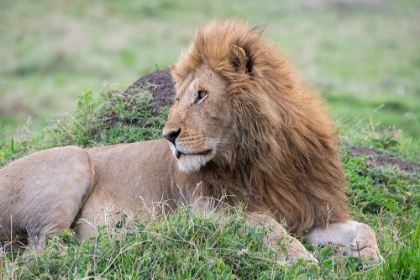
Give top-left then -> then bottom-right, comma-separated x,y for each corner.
123,68 -> 175,115
124,68 -> 419,173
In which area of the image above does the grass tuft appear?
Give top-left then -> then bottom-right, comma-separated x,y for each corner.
45,82 -> 168,148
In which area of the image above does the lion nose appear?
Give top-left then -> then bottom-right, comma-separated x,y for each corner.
163,128 -> 181,145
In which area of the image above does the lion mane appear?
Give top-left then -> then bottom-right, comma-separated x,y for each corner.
172,19 -> 351,235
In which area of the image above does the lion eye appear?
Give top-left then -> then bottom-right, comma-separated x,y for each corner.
198,90 -> 207,99
194,90 -> 208,104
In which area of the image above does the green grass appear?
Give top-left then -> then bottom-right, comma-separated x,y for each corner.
337,118 -> 420,165
1,86 -> 420,279
1,0 -> 419,137
1,0 -> 420,278
0,83 -> 166,166
1,208 -> 297,279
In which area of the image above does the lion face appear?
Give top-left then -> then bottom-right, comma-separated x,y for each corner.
163,64 -> 235,173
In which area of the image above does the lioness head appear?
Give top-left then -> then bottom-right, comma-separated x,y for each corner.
163,64 -> 235,173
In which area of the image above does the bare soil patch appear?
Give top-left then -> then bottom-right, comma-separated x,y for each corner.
125,69 -> 420,173
347,147 -> 420,173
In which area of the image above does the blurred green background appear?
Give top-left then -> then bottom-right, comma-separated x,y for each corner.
0,0 -> 419,139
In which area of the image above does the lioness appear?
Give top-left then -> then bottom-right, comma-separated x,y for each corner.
0,19 -> 381,262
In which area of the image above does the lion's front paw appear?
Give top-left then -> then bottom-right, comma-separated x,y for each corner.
288,248 -> 318,265
349,223 -> 382,262
283,238 -> 319,265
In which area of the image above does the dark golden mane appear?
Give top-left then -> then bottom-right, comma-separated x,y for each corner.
172,18 -> 351,235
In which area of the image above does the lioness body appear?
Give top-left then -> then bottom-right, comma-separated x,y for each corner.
1,19 -> 381,262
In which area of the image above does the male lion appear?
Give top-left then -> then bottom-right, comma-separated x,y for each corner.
0,19 -> 381,262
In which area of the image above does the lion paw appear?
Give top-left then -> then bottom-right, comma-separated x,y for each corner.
283,239 -> 319,265
349,223 -> 383,262
287,250 -> 319,265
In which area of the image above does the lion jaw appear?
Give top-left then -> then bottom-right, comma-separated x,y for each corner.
167,142 -> 216,173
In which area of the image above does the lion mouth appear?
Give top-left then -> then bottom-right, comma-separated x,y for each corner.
175,149 -> 212,159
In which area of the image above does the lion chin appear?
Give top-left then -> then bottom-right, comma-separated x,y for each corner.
167,139 -> 218,173
0,18 -> 382,263
170,148 -> 212,173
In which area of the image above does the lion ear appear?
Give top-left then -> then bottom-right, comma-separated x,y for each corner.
229,45 -> 248,74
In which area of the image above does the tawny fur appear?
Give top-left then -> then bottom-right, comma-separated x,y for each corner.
2,19 -> 378,262
172,19 -> 351,235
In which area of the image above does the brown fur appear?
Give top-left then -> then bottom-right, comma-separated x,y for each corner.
170,19 -> 351,235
